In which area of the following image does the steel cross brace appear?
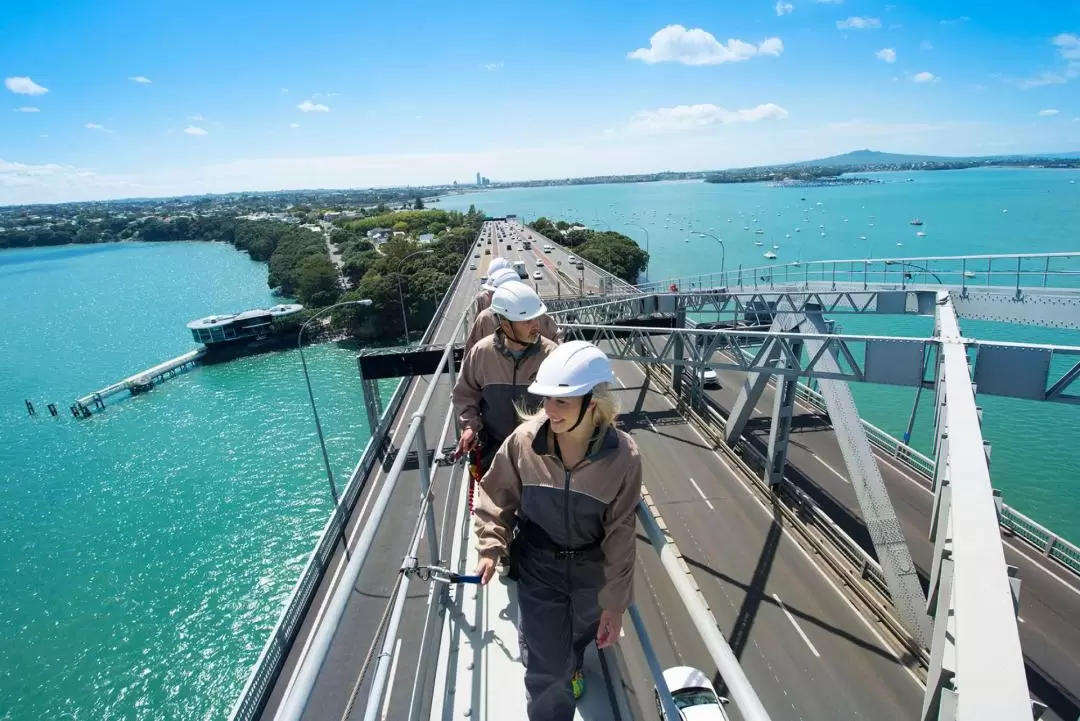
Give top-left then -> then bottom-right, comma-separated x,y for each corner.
797,311 -> 932,649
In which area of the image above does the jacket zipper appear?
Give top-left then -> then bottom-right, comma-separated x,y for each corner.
564,466 -> 573,624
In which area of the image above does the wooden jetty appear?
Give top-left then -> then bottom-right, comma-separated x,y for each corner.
72,348 -> 206,418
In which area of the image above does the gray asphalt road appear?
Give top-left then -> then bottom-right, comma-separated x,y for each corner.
603,355 -> 923,721
701,354 -> 1080,721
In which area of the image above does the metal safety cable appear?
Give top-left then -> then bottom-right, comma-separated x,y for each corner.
339,572 -> 404,721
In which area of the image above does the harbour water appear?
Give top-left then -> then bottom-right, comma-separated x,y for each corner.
441,167 -> 1080,542
0,242 -> 392,720
2,167 -> 1078,720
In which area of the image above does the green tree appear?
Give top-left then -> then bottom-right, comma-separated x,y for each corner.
296,256 -> 341,307
414,196 -> 425,210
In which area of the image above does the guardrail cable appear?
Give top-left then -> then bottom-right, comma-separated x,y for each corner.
339,572 -> 404,721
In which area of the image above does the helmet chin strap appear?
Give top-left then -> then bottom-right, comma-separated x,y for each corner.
564,391 -> 593,433
501,319 -> 535,347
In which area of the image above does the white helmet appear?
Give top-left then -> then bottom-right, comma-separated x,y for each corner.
483,267 -> 519,291
528,341 -> 614,397
488,256 -> 512,273
490,281 -> 548,322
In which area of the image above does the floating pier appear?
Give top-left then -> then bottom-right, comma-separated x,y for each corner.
72,348 -> 206,418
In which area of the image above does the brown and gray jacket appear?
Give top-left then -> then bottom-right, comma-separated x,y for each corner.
474,289 -> 492,317
473,417 -> 642,614
452,331 -> 558,446
464,306 -> 562,355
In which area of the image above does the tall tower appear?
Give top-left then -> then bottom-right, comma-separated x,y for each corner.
476,172 -> 481,186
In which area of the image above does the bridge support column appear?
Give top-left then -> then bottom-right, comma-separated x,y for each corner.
800,311 -> 931,649
764,337 -> 803,487
923,293 -> 1032,721
671,307 -> 687,397
723,313 -> 801,445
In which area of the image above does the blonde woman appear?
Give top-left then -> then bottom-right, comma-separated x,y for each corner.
472,341 -> 642,720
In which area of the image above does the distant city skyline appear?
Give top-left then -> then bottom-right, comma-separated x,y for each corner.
2,0 -> 1079,203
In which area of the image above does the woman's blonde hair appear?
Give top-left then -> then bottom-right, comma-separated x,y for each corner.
517,381 -> 620,429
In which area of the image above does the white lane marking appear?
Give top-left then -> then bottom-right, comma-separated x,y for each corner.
614,374 -> 625,386
380,637 -> 403,720
773,593 -> 821,658
1002,539 -> 1080,599
612,357 -> 926,689
280,274 -> 467,698
811,453 -> 850,485
688,477 -> 715,510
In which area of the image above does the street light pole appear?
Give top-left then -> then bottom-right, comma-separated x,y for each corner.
396,249 -> 435,346
626,222 -> 650,282
692,231 -> 725,282
298,299 -> 373,528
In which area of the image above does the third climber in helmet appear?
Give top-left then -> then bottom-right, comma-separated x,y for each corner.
465,268 -> 561,355
475,256 -> 514,315
472,341 -> 642,720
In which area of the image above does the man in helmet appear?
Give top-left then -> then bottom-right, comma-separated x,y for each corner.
453,280 -> 559,476
472,341 -> 641,718
476,256 -> 513,315
465,281 -> 561,355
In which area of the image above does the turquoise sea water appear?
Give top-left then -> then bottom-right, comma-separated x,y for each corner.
3,169 -> 1079,721
0,243 -> 391,720
441,168 -> 1080,541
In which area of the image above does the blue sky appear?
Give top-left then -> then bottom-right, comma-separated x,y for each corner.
2,0 -> 1079,203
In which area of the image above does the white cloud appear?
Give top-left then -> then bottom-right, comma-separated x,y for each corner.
4,76 -> 48,95
191,113 -> 204,121
1037,109 -> 1060,116
775,1 -> 793,16
811,0 -> 844,3
837,17 -> 881,30
281,88 -> 289,94
484,61 -> 504,71
628,25 -> 783,65
876,48 -> 897,63
85,123 -> 113,133
184,126 -> 208,136
39,134 -> 48,138
913,71 -> 939,83
312,92 -> 339,98
14,106 -> 40,112
289,122 -> 300,128
297,100 -> 330,112
920,40 -> 933,50
1052,33 -> 1080,60
129,76 -> 152,84
940,16 -> 970,26
626,102 -> 788,134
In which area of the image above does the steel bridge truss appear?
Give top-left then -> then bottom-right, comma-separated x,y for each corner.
547,286 -> 1080,331
559,321 -> 1080,405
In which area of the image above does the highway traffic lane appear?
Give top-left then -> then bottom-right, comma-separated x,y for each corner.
265,261 -> 478,720
703,362 -> 1080,719
607,364 -> 923,720
617,534 -> 720,720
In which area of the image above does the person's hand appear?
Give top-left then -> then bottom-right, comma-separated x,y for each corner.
475,556 -> 497,585
596,609 -> 623,649
455,428 -> 477,458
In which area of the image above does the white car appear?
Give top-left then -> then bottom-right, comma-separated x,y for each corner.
532,270 -> 543,280
469,263 -> 477,270
654,666 -> 730,720
702,369 -> 719,388
568,255 -> 577,263
536,258 -> 545,267
544,245 -> 553,253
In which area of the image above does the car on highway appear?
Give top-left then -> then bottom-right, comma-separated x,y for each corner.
684,368 -> 720,388
544,244 -> 553,253
469,263 -> 477,270
536,258 -> 544,267
532,270 -> 543,280
484,248 -> 490,255
474,253 -> 480,258
568,255 -> 577,263
654,666 -> 730,720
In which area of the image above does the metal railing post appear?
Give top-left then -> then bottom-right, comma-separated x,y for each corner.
636,500 -> 772,721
